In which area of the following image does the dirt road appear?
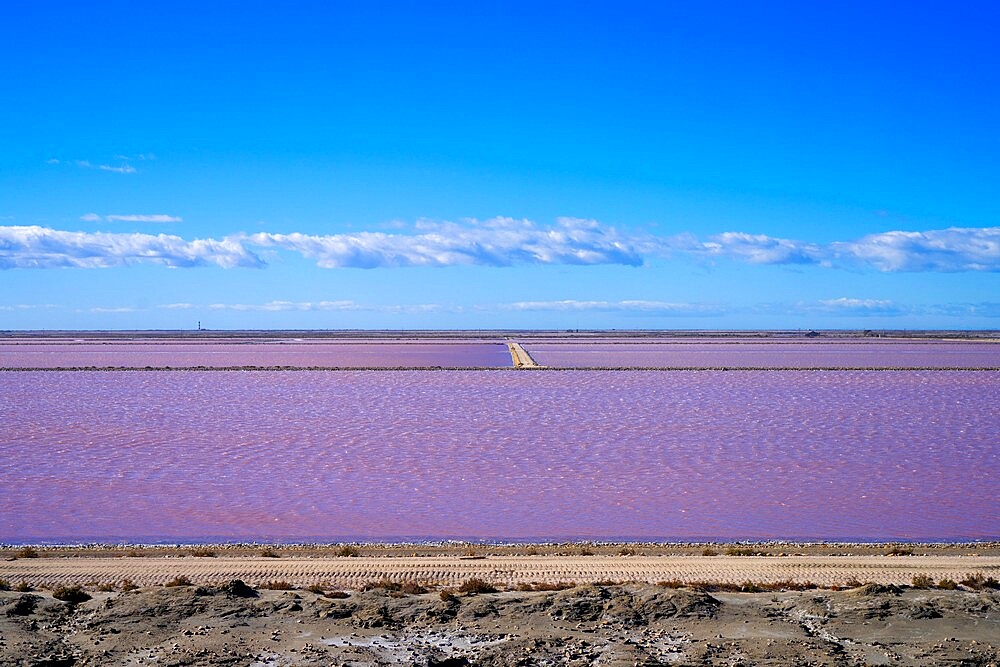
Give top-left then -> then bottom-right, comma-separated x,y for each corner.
3,554 -> 997,589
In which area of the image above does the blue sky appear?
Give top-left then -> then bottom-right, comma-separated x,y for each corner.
1,1 -> 998,330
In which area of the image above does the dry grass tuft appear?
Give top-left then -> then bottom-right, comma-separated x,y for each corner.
515,581 -> 576,592
164,576 -> 193,587
260,580 -> 294,590
52,585 -> 91,603
457,578 -> 497,595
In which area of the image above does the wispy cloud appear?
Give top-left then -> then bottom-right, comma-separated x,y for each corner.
0,226 -> 262,269
47,156 -> 145,174
85,306 -> 137,313
0,303 -> 59,311
7,299 -> 999,319
1,220 -> 997,272
161,300 -> 446,314
106,214 -> 182,223
97,164 -> 137,174
80,213 -> 181,223
496,299 -> 724,315
805,297 -> 906,316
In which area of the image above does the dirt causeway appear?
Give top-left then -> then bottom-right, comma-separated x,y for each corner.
3,555 -> 1000,591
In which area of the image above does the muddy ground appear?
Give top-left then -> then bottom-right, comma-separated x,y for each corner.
2,582 -> 998,666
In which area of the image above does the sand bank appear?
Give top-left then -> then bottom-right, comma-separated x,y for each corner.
3,554 -> 999,590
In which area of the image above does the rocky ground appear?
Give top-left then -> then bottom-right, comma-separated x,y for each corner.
2,582 -> 998,666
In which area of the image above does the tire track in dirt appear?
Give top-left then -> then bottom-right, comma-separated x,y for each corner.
3,556 -> 998,589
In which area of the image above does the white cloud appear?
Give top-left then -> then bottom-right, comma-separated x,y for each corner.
105,214 -> 182,223
1,220 -> 997,273
696,232 -> 824,265
79,213 -> 102,222
810,297 -> 905,316
831,227 -> 1000,272
0,226 -> 262,269
246,217 -> 644,269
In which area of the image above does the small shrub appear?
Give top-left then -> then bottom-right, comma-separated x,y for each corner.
960,574 -> 1000,590
525,547 -> 540,556
618,547 -> 636,556
189,548 -> 216,557
52,585 -> 91,603
335,545 -> 360,558
886,547 -> 914,556
0,579 -> 10,591
120,580 -> 138,592
15,547 -> 40,559
515,581 -> 575,592
937,578 -> 958,590
687,580 -> 743,592
165,576 -> 193,587
325,590 -> 350,599
701,548 -> 719,556
260,580 -> 294,590
400,582 -> 428,595
440,590 -> 457,602
725,547 -> 764,557
657,579 -> 685,589
305,583 -> 326,594
363,578 -> 402,592
911,574 -> 934,589
96,583 -> 114,592
220,580 -> 258,597
14,581 -> 33,592
844,577 -> 864,588
457,578 -> 497,595
124,549 -> 143,558
260,548 -> 280,558
579,548 -> 594,556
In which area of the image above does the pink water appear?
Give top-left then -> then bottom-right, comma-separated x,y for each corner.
2,370 -> 996,543
524,342 -> 1000,368
0,342 -> 511,368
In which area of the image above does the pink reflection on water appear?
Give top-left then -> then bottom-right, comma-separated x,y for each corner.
1,370 -> 997,542
0,342 -> 511,368
525,342 -> 1000,368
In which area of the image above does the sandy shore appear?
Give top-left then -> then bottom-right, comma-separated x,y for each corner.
3,554 -> 999,591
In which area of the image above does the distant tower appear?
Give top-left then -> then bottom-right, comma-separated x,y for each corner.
197,321 -> 202,331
